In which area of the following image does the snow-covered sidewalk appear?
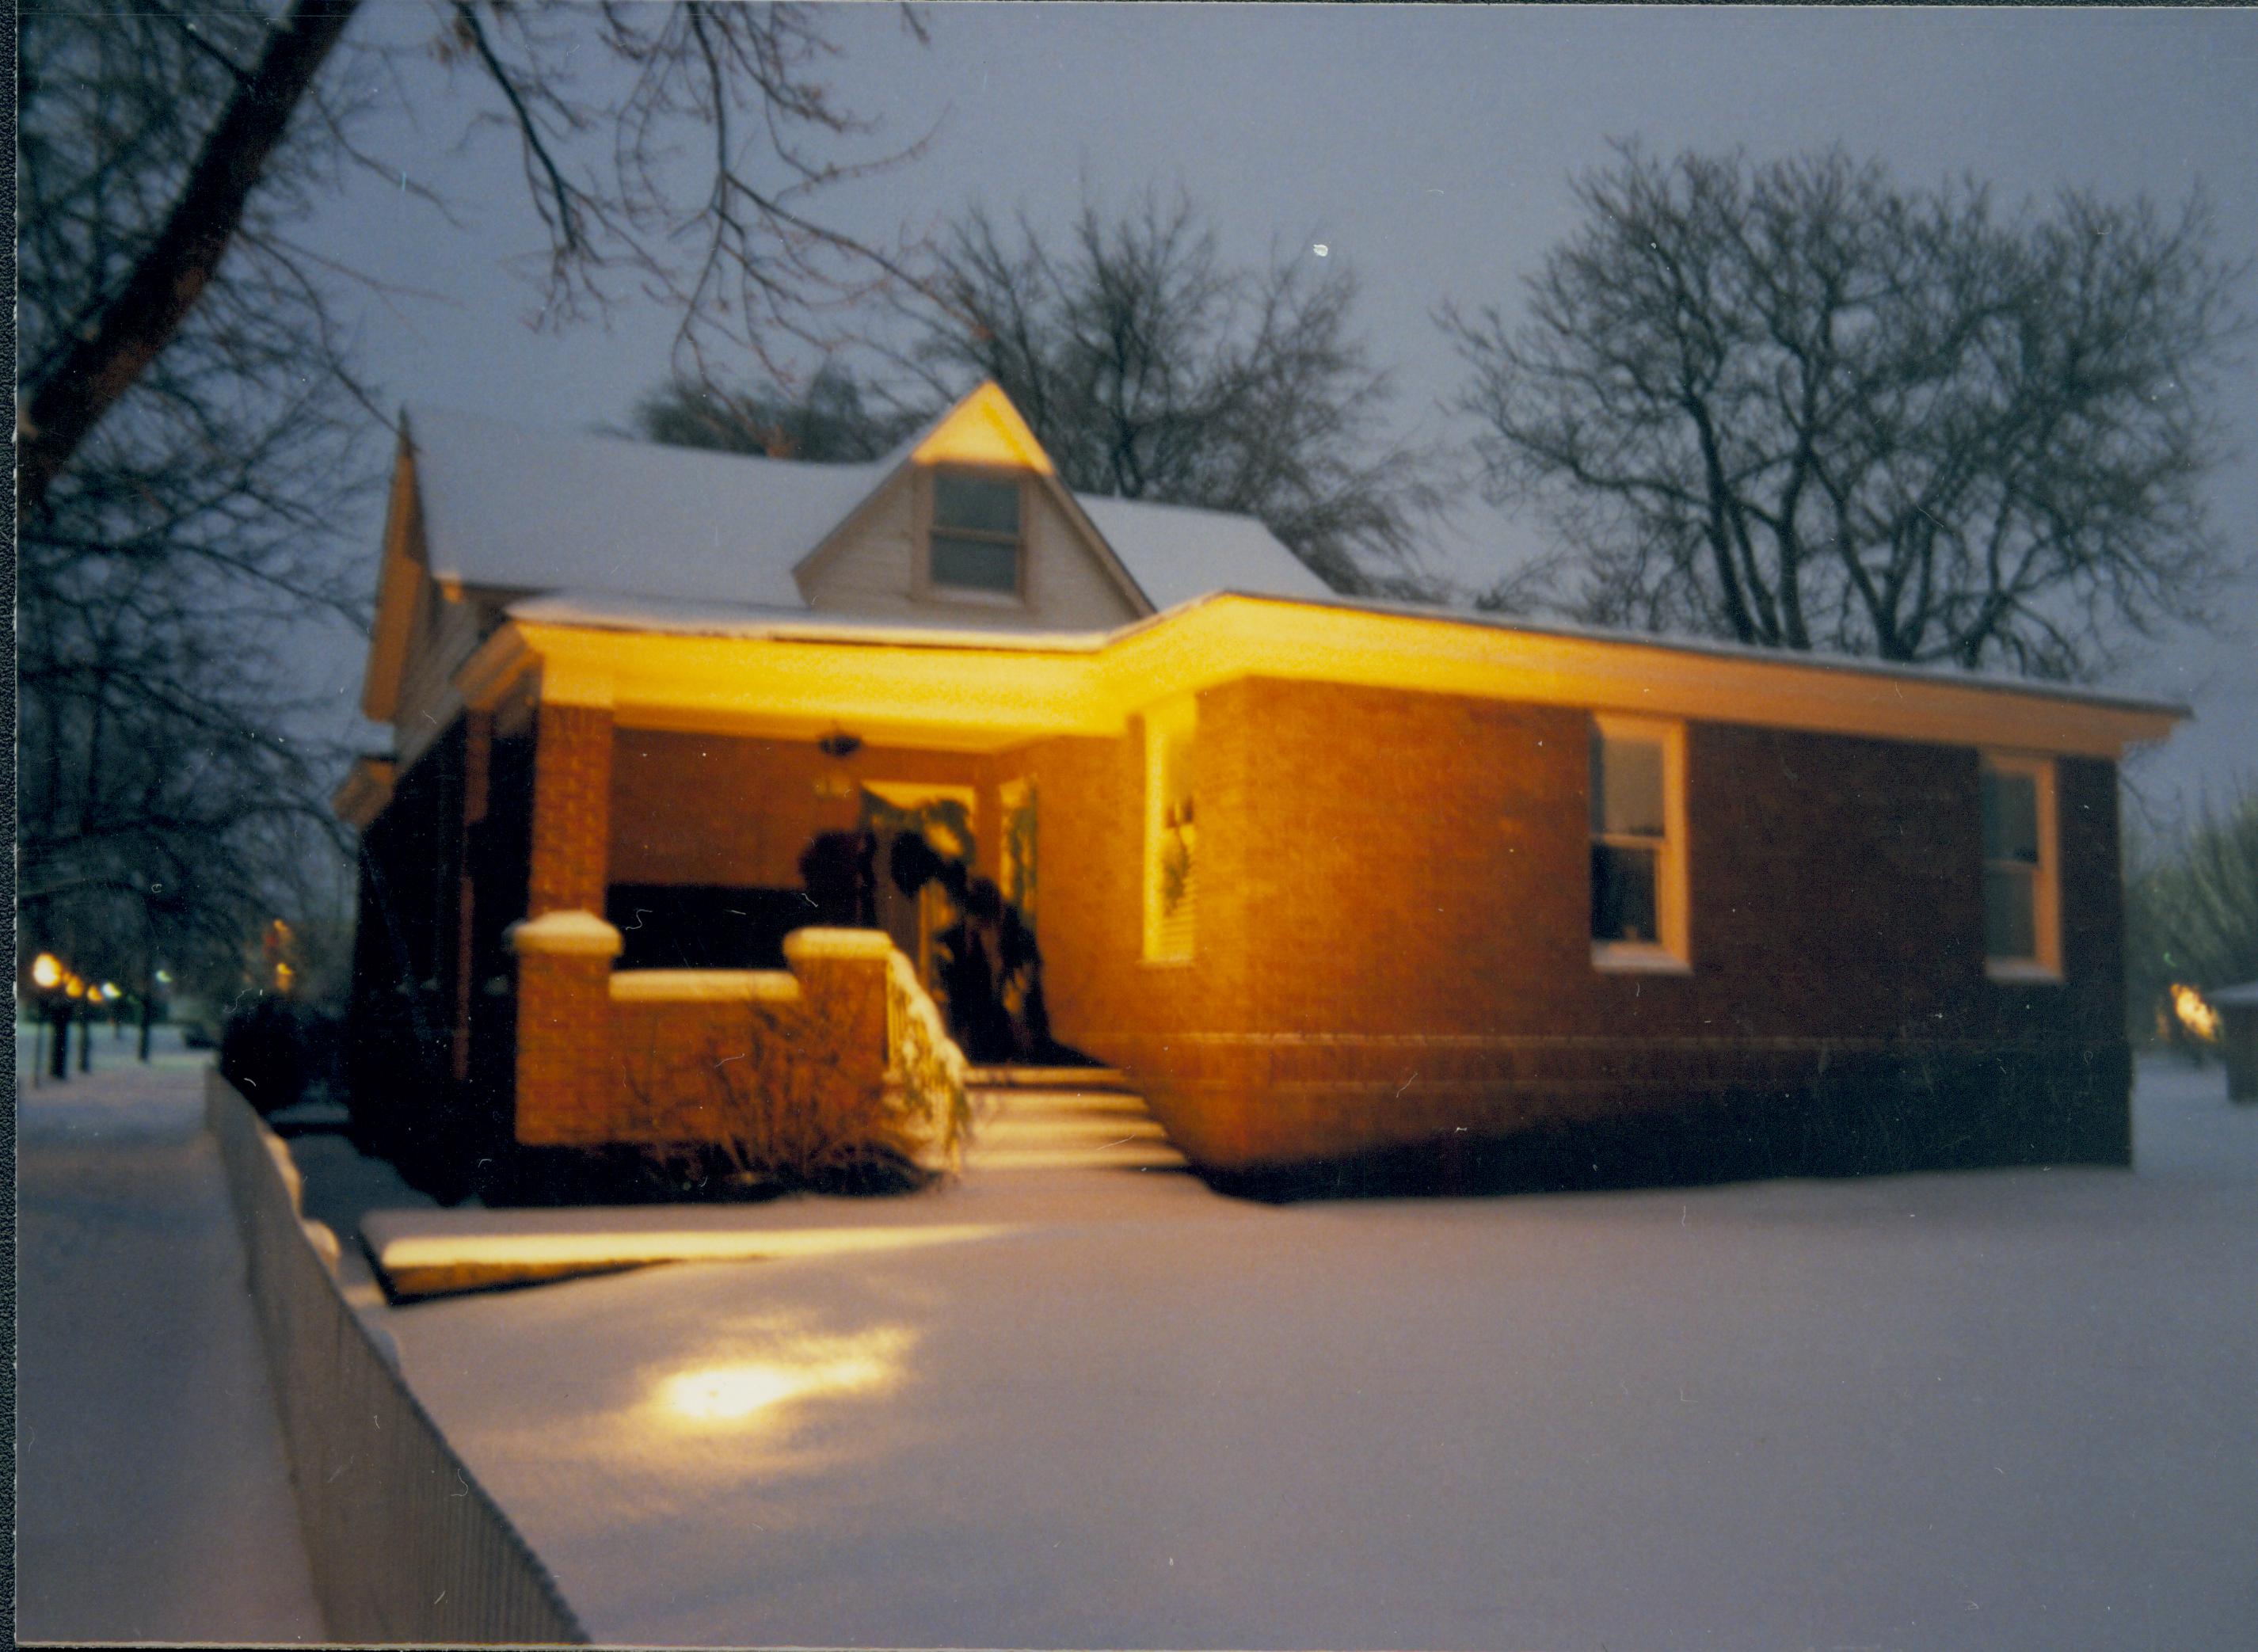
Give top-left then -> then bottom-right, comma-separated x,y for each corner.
368,1059 -> 2258,1651
15,1057 -> 326,1644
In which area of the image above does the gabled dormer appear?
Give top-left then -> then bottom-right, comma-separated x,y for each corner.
794,383 -> 1154,630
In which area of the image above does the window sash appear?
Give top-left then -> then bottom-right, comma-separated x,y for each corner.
929,532 -> 1020,593
933,473 -> 1021,537
1980,756 -> 2057,973
927,471 -> 1024,596
1589,717 -> 1685,965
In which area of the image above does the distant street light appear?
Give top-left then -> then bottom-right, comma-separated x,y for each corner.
32,953 -> 62,989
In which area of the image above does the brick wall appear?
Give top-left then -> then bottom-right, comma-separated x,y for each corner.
610,956 -> 890,1148
611,730 -> 1000,889
527,702 -> 612,916
1020,676 -> 2130,1176
515,927 -> 890,1151
512,946 -> 619,1146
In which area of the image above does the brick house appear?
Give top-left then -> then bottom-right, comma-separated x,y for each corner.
339,383 -> 2183,1196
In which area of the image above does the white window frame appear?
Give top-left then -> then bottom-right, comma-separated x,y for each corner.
1980,751 -> 2062,983
1590,714 -> 1690,974
916,466 -> 1029,607
1142,695 -> 1197,965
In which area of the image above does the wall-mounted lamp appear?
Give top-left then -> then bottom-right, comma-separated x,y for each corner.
817,728 -> 864,760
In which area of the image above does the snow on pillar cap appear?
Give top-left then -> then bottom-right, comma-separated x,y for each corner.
508,911 -> 626,957
783,927 -> 897,962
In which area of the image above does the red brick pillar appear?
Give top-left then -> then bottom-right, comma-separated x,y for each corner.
782,929 -> 893,1106
508,911 -> 623,1146
527,701 -> 613,919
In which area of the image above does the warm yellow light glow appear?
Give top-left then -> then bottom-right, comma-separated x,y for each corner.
908,382 -> 1057,475
274,961 -> 296,992
654,1328 -> 908,1428
476,592 -> 2180,764
65,976 -> 85,999
32,954 -> 62,989
2171,983 -> 2222,1045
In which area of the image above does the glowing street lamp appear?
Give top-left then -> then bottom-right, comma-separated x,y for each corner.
32,953 -> 62,989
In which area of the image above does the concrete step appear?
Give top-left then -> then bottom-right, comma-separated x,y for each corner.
962,1083 -> 1192,1174
969,1144 -> 1193,1173
964,1065 -> 1136,1092
971,1091 -> 1159,1124
971,1114 -> 1174,1149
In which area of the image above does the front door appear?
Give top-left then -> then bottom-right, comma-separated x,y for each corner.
859,784 -> 977,993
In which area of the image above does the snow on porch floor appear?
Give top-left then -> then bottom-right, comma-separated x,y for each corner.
363,1060 -> 2258,1651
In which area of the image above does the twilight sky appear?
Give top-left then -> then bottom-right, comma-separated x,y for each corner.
299,2 -> 2258,828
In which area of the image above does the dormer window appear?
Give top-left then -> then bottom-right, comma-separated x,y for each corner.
928,471 -> 1023,597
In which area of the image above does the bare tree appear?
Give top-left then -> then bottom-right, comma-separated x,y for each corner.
626,361 -> 921,462
17,0 -> 931,516
882,193 -> 1447,596
1446,145 -> 2248,676
18,0 -> 377,992
17,1 -> 930,988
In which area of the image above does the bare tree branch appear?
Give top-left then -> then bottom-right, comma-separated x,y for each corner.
871,191 -> 1449,596
17,0 -> 360,518
1446,143 -> 2248,677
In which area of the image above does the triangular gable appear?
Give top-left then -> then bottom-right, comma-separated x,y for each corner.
792,381 -> 1154,617
907,380 -> 1057,474
361,418 -> 426,724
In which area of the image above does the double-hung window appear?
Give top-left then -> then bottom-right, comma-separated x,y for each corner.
1590,715 -> 1689,971
927,470 -> 1023,598
1981,753 -> 2060,980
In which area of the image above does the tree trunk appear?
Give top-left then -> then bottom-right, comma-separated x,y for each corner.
16,0 -> 361,519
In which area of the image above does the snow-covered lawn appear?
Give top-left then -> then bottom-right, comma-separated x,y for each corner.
378,1060 -> 2258,1650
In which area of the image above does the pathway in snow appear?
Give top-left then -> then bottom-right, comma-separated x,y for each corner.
14,1054 -> 326,1644
371,1060 -> 2258,1651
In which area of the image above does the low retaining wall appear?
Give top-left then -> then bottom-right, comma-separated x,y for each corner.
206,1073 -> 586,1645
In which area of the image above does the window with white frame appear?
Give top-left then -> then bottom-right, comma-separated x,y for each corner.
1981,753 -> 2060,979
1143,697 -> 1197,962
1590,715 -> 1689,970
927,470 -> 1024,597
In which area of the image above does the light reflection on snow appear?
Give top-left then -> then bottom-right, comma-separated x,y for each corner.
650,1327 -> 911,1431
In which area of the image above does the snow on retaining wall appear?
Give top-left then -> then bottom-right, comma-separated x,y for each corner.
205,1073 -> 586,1646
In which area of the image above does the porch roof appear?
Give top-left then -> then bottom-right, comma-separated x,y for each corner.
458,589 -> 2187,762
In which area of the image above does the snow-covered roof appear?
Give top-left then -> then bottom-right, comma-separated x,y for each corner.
406,408 -> 884,609
402,405 -> 1326,615
1075,494 -> 1330,609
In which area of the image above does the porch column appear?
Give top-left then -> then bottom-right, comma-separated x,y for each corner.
782,928 -> 895,1107
512,691 -> 623,1146
527,699 -> 614,917
508,912 -> 623,1146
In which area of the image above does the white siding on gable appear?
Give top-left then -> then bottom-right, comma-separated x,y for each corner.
798,466 -> 1145,632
